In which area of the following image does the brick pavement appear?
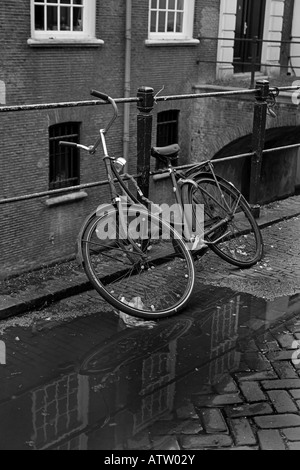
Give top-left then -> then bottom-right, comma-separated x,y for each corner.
1,194 -> 300,320
2,289 -> 300,449
177,315 -> 300,451
0,195 -> 300,449
196,214 -> 300,300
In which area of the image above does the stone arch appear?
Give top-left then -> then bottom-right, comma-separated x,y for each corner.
212,125 -> 300,204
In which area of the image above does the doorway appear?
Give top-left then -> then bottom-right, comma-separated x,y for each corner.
233,0 -> 266,73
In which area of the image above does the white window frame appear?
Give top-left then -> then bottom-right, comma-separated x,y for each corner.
147,0 -> 197,44
29,0 -> 100,45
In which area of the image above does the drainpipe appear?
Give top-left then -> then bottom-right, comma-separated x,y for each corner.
123,0 -> 132,172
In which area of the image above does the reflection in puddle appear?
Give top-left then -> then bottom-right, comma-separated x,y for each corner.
0,288 -> 300,450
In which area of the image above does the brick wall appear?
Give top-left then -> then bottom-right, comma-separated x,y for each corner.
0,0 -> 210,277
0,1 -> 298,277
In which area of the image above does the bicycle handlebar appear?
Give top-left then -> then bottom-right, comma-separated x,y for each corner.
59,141 -> 94,152
59,89 -> 119,154
90,90 -> 110,102
90,89 -> 119,134
59,141 -> 77,148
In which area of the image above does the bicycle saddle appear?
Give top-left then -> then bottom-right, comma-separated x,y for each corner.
151,144 -> 180,160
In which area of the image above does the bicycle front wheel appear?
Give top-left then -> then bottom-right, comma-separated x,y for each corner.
185,175 -> 263,267
80,206 -> 195,319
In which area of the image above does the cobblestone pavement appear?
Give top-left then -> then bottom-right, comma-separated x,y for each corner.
195,215 -> 300,301
179,314 -> 300,451
0,285 -> 300,450
0,200 -> 300,450
1,195 -> 300,320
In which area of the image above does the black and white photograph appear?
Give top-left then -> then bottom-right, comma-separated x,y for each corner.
0,0 -> 300,453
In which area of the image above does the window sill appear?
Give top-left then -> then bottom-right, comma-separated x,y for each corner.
45,191 -> 88,207
145,38 -> 200,47
28,38 -> 104,47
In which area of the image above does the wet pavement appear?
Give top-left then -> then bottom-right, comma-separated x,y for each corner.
1,194 -> 300,320
0,285 -> 300,450
197,214 -> 300,300
0,197 -> 300,450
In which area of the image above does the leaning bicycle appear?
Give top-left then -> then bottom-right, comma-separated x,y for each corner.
60,91 -> 195,319
150,147 -> 263,268
60,90 -> 263,320
181,161 -> 264,267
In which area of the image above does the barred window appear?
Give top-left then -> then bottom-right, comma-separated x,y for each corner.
49,123 -> 80,190
156,110 -> 179,168
149,0 -> 195,40
157,110 -> 179,147
34,0 -> 83,32
31,0 -> 97,41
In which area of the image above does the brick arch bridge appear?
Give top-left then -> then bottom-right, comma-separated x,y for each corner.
190,86 -> 300,204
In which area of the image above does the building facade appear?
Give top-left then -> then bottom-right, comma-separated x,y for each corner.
217,0 -> 295,79
0,0 -> 299,277
194,0 -> 300,204
0,0 -> 204,276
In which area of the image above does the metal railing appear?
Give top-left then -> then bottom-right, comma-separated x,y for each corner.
198,36 -> 300,88
0,81 -> 300,216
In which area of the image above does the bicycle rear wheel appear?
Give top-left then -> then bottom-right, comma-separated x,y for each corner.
183,175 -> 263,267
80,206 -> 195,319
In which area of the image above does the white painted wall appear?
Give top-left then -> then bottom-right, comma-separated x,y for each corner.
261,0 -> 285,76
217,0 -> 237,79
217,0 -> 285,79
289,0 -> 300,76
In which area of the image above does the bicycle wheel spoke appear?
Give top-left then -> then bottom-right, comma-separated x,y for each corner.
189,177 -> 263,267
195,185 -> 227,217
83,238 -> 144,259
109,250 -> 190,309
80,208 -> 195,318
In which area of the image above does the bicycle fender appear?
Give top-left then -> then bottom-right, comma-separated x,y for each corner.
76,201 -> 147,267
76,203 -> 118,267
178,178 -> 199,189
187,171 -> 240,193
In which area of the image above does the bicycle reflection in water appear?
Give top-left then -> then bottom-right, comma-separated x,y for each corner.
75,295 -> 242,449
27,292 -> 243,450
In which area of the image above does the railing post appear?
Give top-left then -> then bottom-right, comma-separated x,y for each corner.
136,87 -> 154,200
249,79 -> 269,217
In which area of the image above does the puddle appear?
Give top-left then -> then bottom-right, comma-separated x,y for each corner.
0,285 -> 299,450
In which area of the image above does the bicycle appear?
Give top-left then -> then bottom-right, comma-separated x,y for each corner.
59,90 -> 263,319
179,161 -> 263,268
60,90 -> 196,319
78,317 -> 193,376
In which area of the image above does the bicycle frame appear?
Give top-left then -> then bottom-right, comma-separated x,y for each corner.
60,91 -> 240,253
151,159 -> 237,248
59,90 -> 263,299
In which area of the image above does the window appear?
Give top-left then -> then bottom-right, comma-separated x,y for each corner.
156,110 -> 179,168
49,123 -> 80,190
157,110 -> 179,147
30,0 -> 98,43
148,0 -> 196,42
